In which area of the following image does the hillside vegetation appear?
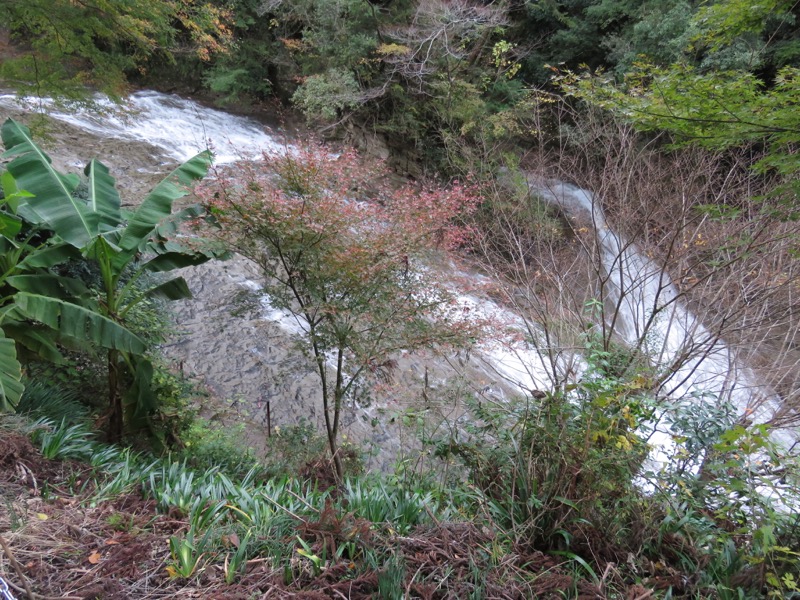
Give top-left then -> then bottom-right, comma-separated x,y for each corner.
1,0 -> 800,598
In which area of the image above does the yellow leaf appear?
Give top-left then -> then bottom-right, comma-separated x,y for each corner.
36,513 -> 48,521
376,43 -> 411,56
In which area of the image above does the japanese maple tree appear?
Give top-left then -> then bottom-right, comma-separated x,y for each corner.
200,143 -> 483,477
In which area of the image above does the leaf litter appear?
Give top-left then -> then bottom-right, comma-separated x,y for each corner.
0,431 -> 643,599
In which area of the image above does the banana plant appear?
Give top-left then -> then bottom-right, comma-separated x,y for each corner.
1,118 -> 225,438
0,173 -> 146,411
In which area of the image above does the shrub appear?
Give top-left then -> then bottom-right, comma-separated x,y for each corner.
292,69 -> 361,122
437,384 -> 650,555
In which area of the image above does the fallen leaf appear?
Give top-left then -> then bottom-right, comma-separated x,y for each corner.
36,513 -> 48,521
104,539 -> 121,546
88,551 -> 102,564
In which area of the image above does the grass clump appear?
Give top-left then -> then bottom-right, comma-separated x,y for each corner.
14,380 -> 90,424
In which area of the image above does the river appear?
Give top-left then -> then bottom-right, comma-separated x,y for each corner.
1,90 -> 795,473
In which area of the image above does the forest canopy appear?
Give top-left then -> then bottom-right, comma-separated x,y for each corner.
0,0 -> 233,98
3,0 -> 799,176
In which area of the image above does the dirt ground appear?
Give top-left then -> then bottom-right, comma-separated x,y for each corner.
0,428 -> 641,600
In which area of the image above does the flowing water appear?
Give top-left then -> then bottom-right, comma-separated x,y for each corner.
0,90 -> 287,164
1,90 -> 795,468
533,183 -> 774,407
530,182 -> 798,462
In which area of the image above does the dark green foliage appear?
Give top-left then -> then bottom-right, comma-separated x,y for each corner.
0,0 -> 231,99
292,69 -> 361,122
204,66 -> 271,103
172,423 -> 259,479
437,385 -> 649,553
0,119 -> 226,441
261,419 -> 328,476
196,0 -> 283,101
15,379 -> 89,424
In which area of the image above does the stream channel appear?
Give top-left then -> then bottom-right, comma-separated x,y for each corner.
1,91 -> 795,473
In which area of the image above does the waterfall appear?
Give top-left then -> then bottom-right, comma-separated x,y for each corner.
0,90 -> 287,164
3,90 -> 793,460
532,181 -> 794,451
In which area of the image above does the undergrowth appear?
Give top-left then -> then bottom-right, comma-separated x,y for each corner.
2,332 -> 799,600
2,395 -> 798,600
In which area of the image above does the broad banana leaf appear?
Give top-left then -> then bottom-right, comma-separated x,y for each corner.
149,204 -> 204,240
14,292 -> 147,355
124,356 -> 156,419
1,119 -> 93,247
142,277 -> 192,301
1,322 -> 65,364
17,243 -> 80,270
117,151 -> 212,257
83,234 -> 122,269
1,167 -> 34,214
85,159 -> 122,233
0,212 -> 22,237
0,328 -> 23,411
7,274 -> 92,300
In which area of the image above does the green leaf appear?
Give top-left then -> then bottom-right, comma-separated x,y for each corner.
553,496 -> 579,510
150,204 -> 204,240
143,277 -> 192,300
84,159 -> 122,233
6,274 -> 91,300
0,212 -> 22,237
1,119 -> 92,247
83,234 -> 122,264
1,322 -> 65,364
549,551 -> 600,585
119,151 -> 212,255
1,170 -> 34,214
124,356 -> 156,419
13,292 -> 147,354
0,328 -> 24,411
18,243 -> 80,269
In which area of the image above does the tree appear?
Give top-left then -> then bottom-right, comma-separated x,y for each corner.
0,118 -> 224,440
558,63 -> 800,179
473,98 -> 800,430
0,199 -> 145,412
554,0 -> 800,177
0,126 -> 146,412
199,143 -> 484,477
0,0 -> 232,99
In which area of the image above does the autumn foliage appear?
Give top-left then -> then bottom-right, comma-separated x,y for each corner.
197,143 -> 484,475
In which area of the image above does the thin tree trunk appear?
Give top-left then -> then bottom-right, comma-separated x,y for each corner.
311,328 -> 344,480
106,349 -> 123,443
